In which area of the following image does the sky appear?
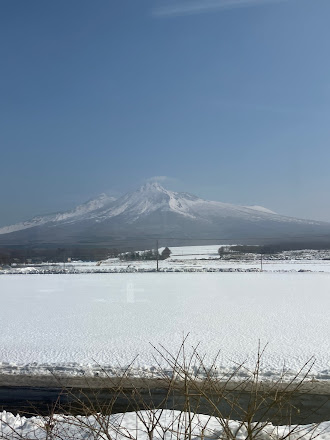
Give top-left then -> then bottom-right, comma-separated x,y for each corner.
1,0 -> 330,226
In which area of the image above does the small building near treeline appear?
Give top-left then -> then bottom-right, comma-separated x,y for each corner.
161,247 -> 171,260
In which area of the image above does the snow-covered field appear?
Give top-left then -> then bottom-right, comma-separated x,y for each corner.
1,409 -> 330,440
0,272 -> 330,380
2,245 -> 330,274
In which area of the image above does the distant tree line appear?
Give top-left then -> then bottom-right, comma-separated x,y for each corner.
0,247 -> 121,265
218,241 -> 330,257
119,250 -> 159,261
119,247 -> 171,261
0,246 -> 173,265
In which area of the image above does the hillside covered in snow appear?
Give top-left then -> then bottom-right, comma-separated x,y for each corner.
1,182 -> 329,246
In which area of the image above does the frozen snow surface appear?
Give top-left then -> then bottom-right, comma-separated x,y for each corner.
0,271 -> 330,380
1,410 -> 330,440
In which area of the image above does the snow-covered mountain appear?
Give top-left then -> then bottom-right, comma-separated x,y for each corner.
83,182 -> 315,225
0,194 -> 116,235
0,182 -> 329,246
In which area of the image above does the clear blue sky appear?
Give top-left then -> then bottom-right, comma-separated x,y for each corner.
1,0 -> 330,226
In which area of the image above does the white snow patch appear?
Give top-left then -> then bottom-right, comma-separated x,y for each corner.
244,205 -> 277,214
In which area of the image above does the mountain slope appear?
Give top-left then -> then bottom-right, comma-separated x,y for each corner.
0,194 -> 116,235
0,182 -> 329,246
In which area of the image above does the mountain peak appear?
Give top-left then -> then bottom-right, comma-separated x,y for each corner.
138,181 -> 167,192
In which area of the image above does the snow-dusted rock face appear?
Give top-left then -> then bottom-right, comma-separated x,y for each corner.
97,182 -> 201,222
0,183 -> 329,244
89,182 -> 321,226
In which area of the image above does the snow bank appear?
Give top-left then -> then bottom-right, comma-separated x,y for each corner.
0,410 -> 330,440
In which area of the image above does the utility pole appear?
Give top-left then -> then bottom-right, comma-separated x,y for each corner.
260,253 -> 263,272
156,240 -> 159,272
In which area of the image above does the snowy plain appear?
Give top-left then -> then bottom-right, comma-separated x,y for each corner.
0,271 -> 330,380
3,245 -> 330,274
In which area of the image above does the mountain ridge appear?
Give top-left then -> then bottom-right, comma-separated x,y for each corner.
0,182 -> 329,246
